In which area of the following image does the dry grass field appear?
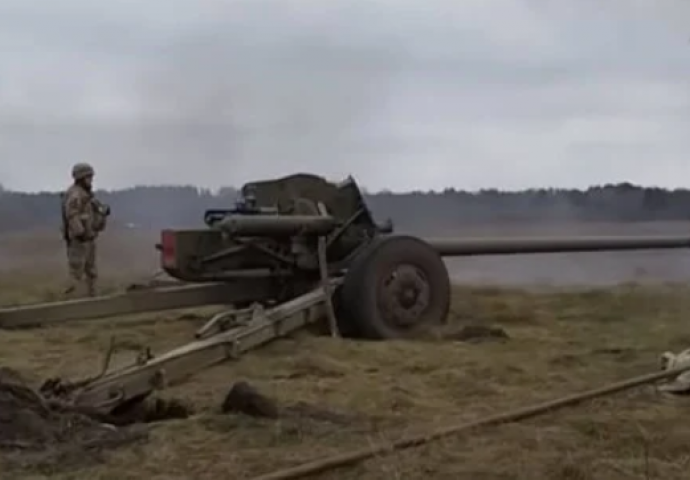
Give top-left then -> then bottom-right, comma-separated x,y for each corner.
1,223 -> 690,479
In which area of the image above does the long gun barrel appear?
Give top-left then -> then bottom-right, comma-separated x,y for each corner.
212,214 -> 338,237
426,235 -> 690,256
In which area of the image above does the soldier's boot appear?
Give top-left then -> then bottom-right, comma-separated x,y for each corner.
86,278 -> 97,297
63,277 -> 82,298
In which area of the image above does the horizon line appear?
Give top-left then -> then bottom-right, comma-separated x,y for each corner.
2,180 -> 688,196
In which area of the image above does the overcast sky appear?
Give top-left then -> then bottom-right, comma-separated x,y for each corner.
1,0 -> 689,193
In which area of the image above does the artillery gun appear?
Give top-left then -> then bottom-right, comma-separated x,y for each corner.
2,172 -> 690,417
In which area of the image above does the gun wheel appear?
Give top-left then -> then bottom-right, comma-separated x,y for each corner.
337,235 -> 451,340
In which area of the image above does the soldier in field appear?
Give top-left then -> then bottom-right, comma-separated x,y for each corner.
61,163 -> 111,297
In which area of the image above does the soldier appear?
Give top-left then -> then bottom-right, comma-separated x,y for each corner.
61,163 -> 111,297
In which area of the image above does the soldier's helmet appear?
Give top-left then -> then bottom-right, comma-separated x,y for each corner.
72,163 -> 95,180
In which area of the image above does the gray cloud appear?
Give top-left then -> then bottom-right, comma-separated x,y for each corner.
1,0 -> 689,192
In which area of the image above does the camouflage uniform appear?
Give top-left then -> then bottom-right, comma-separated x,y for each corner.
61,163 -> 110,297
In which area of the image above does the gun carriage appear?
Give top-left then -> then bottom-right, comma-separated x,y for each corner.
2,173 -> 689,415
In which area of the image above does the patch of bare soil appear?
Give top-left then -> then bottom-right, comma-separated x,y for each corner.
219,381 -> 386,433
438,324 -> 510,343
192,380 -> 393,461
0,369 -> 149,473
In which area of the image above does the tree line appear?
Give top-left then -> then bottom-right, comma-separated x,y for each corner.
0,182 -> 687,233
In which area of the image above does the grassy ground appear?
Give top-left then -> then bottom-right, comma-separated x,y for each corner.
1,230 -> 690,479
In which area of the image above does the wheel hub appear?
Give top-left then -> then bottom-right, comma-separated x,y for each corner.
380,265 -> 430,327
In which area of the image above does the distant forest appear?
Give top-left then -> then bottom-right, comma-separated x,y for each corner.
0,182 -> 687,233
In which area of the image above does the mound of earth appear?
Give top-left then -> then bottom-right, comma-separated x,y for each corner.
442,324 -> 510,343
0,369 -> 148,471
221,381 -> 375,426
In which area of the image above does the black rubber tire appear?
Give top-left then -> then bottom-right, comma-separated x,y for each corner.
337,235 -> 451,340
